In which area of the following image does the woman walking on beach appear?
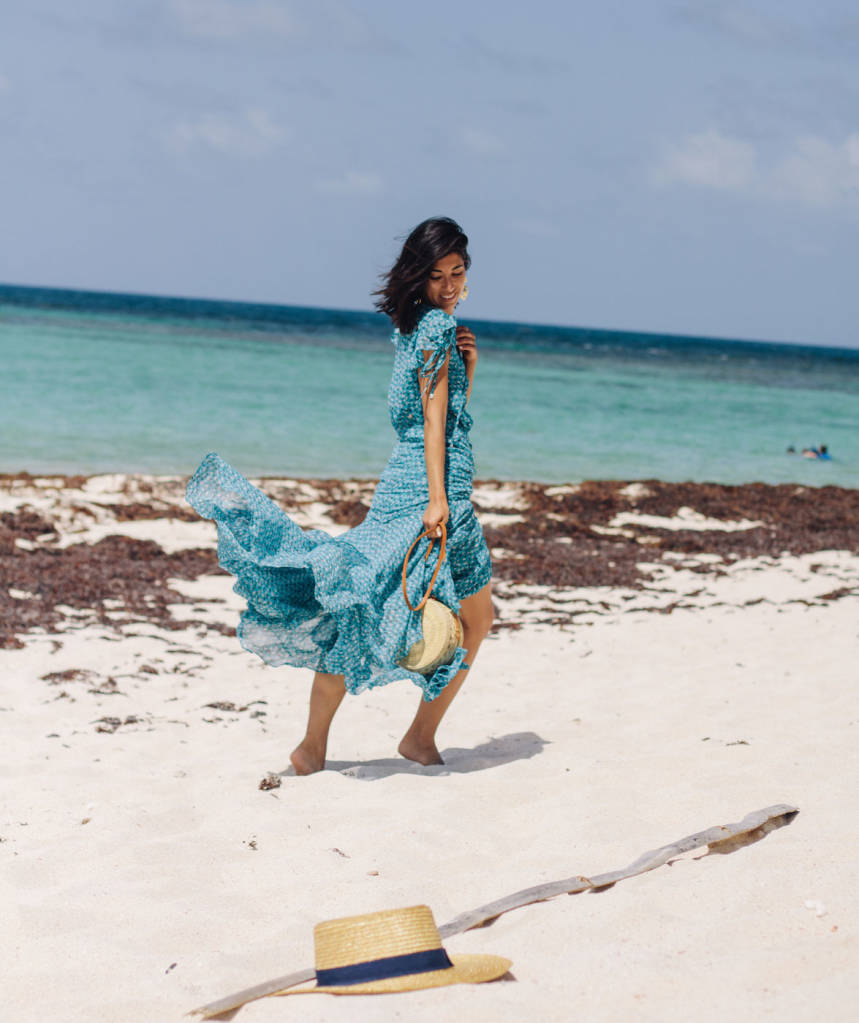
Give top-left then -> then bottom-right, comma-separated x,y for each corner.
186,217 -> 492,773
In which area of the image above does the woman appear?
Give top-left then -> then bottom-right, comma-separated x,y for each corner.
186,217 -> 493,774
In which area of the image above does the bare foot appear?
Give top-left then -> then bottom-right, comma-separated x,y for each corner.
290,741 -> 325,775
397,736 -> 444,766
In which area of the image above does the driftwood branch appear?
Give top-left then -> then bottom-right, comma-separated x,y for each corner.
189,803 -> 798,1018
439,803 -> 798,937
188,968 -> 315,1020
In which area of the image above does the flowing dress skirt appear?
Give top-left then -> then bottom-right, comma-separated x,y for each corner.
186,430 -> 491,700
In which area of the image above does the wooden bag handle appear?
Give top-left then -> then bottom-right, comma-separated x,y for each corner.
402,522 -> 448,612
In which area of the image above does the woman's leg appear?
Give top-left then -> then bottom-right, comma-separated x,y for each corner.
398,581 -> 494,765
290,671 -> 347,775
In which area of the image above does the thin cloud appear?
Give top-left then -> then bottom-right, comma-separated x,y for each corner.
461,33 -> 570,76
653,127 -> 859,205
672,2 -> 859,59
672,2 -> 803,47
512,218 -> 561,239
167,107 -> 285,157
773,133 -> 859,204
169,0 -> 297,41
314,0 -> 402,54
493,96 -> 549,118
166,0 -> 399,53
459,127 -> 506,158
315,171 -> 384,196
653,128 -> 757,190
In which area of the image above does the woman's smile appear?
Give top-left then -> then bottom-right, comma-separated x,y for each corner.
425,251 -> 466,313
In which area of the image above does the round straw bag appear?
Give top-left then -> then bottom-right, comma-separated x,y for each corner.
398,523 -> 463,675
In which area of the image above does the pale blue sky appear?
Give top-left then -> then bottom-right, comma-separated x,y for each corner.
2,0 -> 858,345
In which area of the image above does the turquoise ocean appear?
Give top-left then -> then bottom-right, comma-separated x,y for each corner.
2,284 -> 858,487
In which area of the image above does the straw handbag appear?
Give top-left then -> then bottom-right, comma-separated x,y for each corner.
397,522 -> 463,674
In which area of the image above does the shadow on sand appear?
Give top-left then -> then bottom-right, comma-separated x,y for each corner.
282,731 -> 549,781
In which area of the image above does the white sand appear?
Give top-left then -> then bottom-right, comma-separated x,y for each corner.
610,507 -> 763,532
2,485 -> 858,1022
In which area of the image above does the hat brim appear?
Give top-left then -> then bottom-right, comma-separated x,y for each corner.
274,953 -> 513,996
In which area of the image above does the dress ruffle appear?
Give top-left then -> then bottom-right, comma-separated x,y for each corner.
414,308 -> 457,399
186,452 -> 468,701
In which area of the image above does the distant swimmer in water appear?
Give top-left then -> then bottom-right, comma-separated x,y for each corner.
801,444 -> 831,460
786,445 -> 796,454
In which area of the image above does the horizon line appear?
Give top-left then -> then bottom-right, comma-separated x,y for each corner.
1,278 -> 857,356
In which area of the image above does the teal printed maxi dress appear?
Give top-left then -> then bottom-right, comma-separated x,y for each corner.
186,306 -> 492,701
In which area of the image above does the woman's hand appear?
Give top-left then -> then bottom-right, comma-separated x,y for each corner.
422,496 -> 449,536
456,325 -> 478,368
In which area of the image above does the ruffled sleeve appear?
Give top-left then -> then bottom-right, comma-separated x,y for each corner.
413,307 -> 456,399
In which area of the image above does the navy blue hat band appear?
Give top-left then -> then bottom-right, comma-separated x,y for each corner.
315,947 -> 453,987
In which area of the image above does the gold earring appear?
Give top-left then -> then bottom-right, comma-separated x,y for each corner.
460,280 -> 469,301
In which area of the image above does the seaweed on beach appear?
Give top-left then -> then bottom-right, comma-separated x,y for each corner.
0,471 -> 90,489
0,533 -> 220,648
1,509 -> 57,546
1,475 -> 857,647
479,479 -> 859,592
299,479 -> 374,528
327,500 -> 372,527
100,502 -> 201,522
485,527 -> 649,591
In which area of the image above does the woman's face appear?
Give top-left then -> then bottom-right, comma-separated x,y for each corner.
424,252 -> 466,314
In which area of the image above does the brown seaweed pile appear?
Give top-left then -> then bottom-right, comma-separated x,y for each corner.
1,524 -> 218,649
478,479 -> 859,590
1,475 -> 857,649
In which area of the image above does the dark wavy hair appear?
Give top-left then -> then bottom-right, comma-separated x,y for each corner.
374,217 -> 470,334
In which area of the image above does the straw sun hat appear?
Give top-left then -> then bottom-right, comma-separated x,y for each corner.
276,905 -> 511,995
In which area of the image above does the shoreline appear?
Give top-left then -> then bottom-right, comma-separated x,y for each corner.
2,471 -> 857,649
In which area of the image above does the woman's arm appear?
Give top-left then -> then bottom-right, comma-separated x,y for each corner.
456,325 -> 478,404
419,349 -> 450,533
